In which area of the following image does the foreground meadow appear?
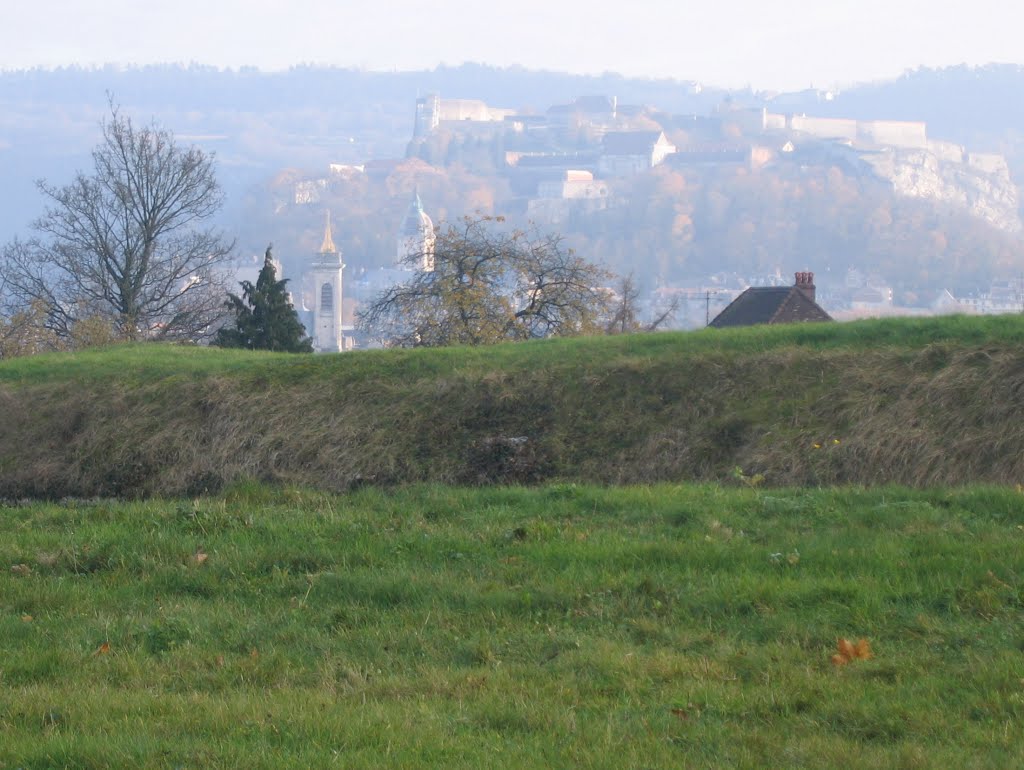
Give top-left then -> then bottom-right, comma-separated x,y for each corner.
1,483 -> 1022,768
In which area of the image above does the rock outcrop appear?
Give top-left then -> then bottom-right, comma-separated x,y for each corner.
863,146 -> 1021,232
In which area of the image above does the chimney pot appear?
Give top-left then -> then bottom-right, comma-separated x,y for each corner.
795,270 -> 816,301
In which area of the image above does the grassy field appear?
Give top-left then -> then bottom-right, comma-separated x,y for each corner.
2,483 -> 1022,768
5,315 -> 1024,497
4,313 -> 1024,388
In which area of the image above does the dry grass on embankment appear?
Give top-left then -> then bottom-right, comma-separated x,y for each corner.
3,315 -> 1024,498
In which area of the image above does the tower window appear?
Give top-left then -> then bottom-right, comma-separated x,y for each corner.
320,283 -> 334,313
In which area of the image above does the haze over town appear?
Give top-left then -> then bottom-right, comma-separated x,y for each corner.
3,0 -> 1022,91
2,0 -> 1024,341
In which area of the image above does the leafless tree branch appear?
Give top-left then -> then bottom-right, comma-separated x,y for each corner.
0,101 -> 234,342
359,216 -> 612,347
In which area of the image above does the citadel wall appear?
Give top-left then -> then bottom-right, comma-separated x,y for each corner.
968,153 -> 1010,175
857,120 -> 928,148
789,115 -> 859,141
772,113 -> 929,150
438,98 -> 515,122
927,140 -> 966,163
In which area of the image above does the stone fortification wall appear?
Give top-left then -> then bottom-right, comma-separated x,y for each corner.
928,140 -> 966,163
789,115 -> 859,141
857,120 -> 928,149
439,99 -> 515,122
968,153 -> 1010,176
772,113 -> 928,150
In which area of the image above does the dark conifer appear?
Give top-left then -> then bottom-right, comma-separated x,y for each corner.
216,246 -> 313,352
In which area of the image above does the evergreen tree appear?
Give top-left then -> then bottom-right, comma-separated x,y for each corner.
216,246 -> 313,352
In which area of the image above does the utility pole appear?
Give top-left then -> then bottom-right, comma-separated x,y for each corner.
679,290 -> 719,327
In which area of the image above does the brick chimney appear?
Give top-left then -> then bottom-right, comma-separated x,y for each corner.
795,271 -> 816,302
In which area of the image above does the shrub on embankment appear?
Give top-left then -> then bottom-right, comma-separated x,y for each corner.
3,315 -> 1024,498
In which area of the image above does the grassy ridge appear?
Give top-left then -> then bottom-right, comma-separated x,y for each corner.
1,484 -> 1022,768
3,315 -> 1024,497
4,313 -> 1024,386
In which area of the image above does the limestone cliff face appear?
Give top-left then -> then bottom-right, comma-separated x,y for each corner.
863,147 -> 1022,232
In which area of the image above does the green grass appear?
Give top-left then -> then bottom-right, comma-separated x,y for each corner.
3,313 -> 1024,387
6,314 -> 1024,497
2,483 -> 1022,768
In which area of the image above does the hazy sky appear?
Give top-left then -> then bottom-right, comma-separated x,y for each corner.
3,0 -> 1022,91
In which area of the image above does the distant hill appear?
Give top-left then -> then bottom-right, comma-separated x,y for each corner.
2,63 -> 1022,299
0,62 -> 721,116
0,63 -> 725,241
775,65 -> 1024,148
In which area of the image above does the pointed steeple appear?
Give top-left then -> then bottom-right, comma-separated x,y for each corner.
397,188 -> 435,272
320,210 -> 337,254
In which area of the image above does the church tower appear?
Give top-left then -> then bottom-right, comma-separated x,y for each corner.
311,210 -> 345,352
397,190 -> 436,272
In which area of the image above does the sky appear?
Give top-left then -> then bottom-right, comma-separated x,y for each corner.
3,0 -> 1022,91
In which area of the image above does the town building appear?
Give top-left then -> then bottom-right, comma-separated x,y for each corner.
397,190 -> 436,271
309,211 -> 347,352
527,170 -> 610,223
709,272 -> 832,328
414,93 -> 516,137
598,131 -> 677,176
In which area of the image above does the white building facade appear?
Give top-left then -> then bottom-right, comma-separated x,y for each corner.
397,191 -> 436,272
311,211 -> 346,353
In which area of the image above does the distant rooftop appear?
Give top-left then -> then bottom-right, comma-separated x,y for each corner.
710,282 -> 832,328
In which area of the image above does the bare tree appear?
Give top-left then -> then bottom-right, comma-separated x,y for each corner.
1,103 -> 233,342
604,273 -> 679,334
359,215 -> 612,347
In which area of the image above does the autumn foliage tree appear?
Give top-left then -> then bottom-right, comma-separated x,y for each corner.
359,216 -> 611,347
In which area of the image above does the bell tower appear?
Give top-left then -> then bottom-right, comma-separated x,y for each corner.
397,189 -> 436,272
311,210 -> 345,352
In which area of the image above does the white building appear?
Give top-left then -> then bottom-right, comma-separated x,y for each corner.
397,191 -> 436,272
528,170 -> 610,224
536,170 -> 609,200
310,211 -> 347,352
957,284 -> 1024,314
598,131 -> 677,177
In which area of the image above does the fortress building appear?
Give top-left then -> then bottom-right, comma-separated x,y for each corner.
397,191 -> 436,272
413,93 -> 516,138
310,210 -> 346,352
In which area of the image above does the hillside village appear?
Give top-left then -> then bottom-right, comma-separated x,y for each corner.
2,66 -> 1023,346
266,89 -> 1023,344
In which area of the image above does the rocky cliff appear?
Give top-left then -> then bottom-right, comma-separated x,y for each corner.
863,146 -> 1021,232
